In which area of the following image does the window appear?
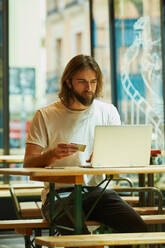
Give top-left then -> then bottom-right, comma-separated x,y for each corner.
46,0 -> 90,103
115,0 -> 164,151
3,0 -> 165,185
92,0 -> 111,102
9,0 -> 90,156
0,0 -> 3,152
9,0 -> 46,156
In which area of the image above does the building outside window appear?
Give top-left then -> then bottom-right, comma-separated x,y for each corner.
46,0 -> 90,103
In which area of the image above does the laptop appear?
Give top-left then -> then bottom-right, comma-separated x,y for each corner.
89,125 -> 152,168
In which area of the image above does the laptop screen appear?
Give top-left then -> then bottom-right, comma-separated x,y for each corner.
91,125 -> 152,168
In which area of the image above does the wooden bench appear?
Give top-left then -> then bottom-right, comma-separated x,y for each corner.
35,232 -> 165,247
20,201 -> 41,218
0,219 -> 49,248
0,184 -> 43,200
8,183 -> 165,235
10,183 -> 164,220
0,218 -> 49,235
134,206 -> 165,215
0,215 -> 165,233
9,186 -> 43,219
19,200 -> 165,219
1,215 -> 165,248
122,195 -> 139,206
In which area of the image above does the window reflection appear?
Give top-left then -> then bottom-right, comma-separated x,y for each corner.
115,0 -> 164,151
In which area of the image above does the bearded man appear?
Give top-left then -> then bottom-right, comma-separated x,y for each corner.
24,55 -> 147,247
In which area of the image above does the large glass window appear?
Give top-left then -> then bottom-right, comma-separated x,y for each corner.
8,0 -> 46,182
115,0 -> 164,152
46,0 -> 90,104
4,0 -> 165,185
9,0 -> 91,153
9,0 -> 46,156
0,0 -> 3,152
8,0 -> 90,182
92,0 -> 112,102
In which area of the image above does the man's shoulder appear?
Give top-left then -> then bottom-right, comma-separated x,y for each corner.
40,101 -> 61,113
93,99 -> 117,112
93,99 -> 121,125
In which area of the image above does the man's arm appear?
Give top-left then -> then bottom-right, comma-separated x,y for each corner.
23,143 -> 79,168
24,143 -> 50,168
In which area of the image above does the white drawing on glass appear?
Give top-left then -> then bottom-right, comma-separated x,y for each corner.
121,16 -> 163,150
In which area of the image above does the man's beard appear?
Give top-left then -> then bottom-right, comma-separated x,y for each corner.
71,87 -> 95,106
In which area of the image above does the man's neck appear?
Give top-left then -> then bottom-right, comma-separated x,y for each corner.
68,102 -> 88,111
63,99 -> 90,111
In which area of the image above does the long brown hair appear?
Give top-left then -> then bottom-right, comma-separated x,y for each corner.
58,54 -> 103,105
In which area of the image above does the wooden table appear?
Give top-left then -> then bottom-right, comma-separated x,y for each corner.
0,165 -> 165,234
0,155 -> 24,183
0,155 -> 24,164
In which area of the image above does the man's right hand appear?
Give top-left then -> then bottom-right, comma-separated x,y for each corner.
24,143 -> 79,168
49,143 -> 79,162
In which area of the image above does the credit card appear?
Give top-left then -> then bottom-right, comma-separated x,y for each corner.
72,143 -> 86,152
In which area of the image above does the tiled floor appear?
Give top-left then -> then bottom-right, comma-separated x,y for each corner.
0,231 -> 25,248
0,230 -> 49,248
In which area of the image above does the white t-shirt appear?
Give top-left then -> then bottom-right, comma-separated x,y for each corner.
26,99 -> 121,203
